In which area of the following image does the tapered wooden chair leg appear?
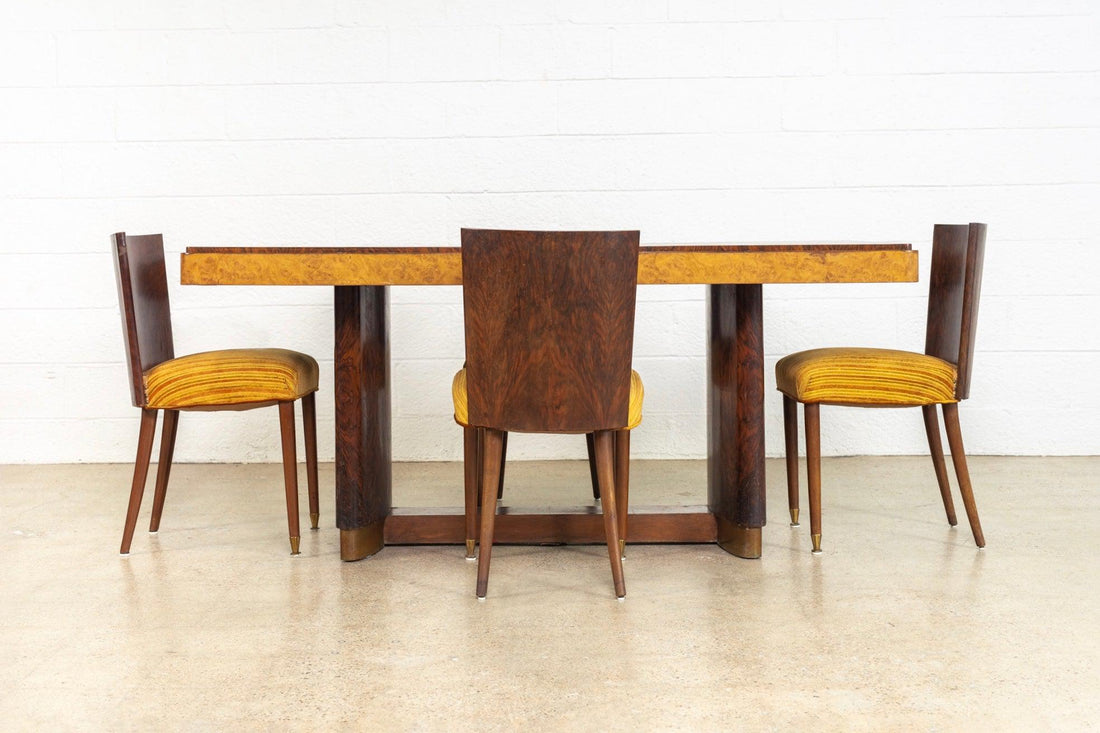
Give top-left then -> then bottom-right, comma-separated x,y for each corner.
476,429 -> 505,598
496,431 -> 508,501
614,429 -> 630,557
804,403 -> 822,554
148,409 -> 178,533
783,395 -> 800,526
474,428 -> 483,508
121,409 -> 158,555
586,432 -> 601,500
593,431 -> 625,598
942,403 -> 986,548
302,393 -> 320,530
922,404 -> 957,526
278,401 -> 301,555
462,426 -> 479,558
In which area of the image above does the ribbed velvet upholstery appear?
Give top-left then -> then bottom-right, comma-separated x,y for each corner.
775,347 -> 957,406
452,368 -> 644,430
144,348 -> 319,409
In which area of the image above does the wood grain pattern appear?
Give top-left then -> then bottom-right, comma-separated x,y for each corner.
924,224 -> 986,400
461,229 -> 640,434
115,233 -> 175,407
805,402 -> 822,553
783,395 -> 799,526
334,285 -> 391,560
185,248 -> 463,286
639,247 -> 916,285
148,409 -> 178,533
707,283 -> 765,557
593,429 -> 625,597
942,402 -> 986,547
734,285 -> 765,528
302,392 -> 320,530
614,429 -> 630,548
383,506 -> 717,544
181,245 -> 917,286
278,401 -> 301,554
462,425 -> 478,557
586,432 -> 600,500
119,408 -> 158,555
922,403 -> 957,526
475,428 -> 505,598
955,225 -> 987,401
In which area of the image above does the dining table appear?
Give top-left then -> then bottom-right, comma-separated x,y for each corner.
180,242 -> 917,562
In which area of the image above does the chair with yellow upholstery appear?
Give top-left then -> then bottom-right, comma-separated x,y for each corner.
776,223 -> 987,553
113,232 -> 320,555
453,229 -> 643,599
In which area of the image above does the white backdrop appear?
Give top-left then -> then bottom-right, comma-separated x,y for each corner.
1,1 -> 1097,463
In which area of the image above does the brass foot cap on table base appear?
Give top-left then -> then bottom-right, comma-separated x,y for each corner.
465,539 -> 476,559
310,513 -> 319,530
790,508 -> 800,527
290,536 -> 301,555
339,521 -> 385,561
811,534 -> 822,554
715,517 -> 762,559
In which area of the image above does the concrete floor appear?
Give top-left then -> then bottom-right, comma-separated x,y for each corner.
1,456 -> 1097,730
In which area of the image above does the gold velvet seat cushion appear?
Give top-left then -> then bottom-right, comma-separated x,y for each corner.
452,368 -> 644,430
775,347 -> 957,406
143,348 -> 319,409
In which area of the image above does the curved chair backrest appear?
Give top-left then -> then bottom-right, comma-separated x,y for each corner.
924,223 -> 987,401
461,229 -> 640,434
113,232 -> 175,408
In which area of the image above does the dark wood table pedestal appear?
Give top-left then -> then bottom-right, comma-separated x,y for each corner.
708,283 -> 765,558
333,285 -> 391,560
333,281 -> 765,561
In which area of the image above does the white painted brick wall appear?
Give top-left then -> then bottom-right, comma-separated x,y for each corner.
2,1 -> 1098,463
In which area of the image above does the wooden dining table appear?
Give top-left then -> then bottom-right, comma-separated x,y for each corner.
181,243 -> 917,561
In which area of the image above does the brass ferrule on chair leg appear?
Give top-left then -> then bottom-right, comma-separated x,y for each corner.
290,536 -> 301,555
310,513 -> 319,530
790,508 -> 800,527
811,534 -> 822,553
465,539 -> 476,559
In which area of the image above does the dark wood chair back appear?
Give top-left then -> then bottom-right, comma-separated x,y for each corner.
461,229 -> 640,434
113,232 -> 175,407
924,223 -> 987,401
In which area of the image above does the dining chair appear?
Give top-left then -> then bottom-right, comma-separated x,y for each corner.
776,223 -> 987,553
452,229 -> 644,599
113,232 -> 320,556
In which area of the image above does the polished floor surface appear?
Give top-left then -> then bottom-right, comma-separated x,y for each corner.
2,456 -> 1097,730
